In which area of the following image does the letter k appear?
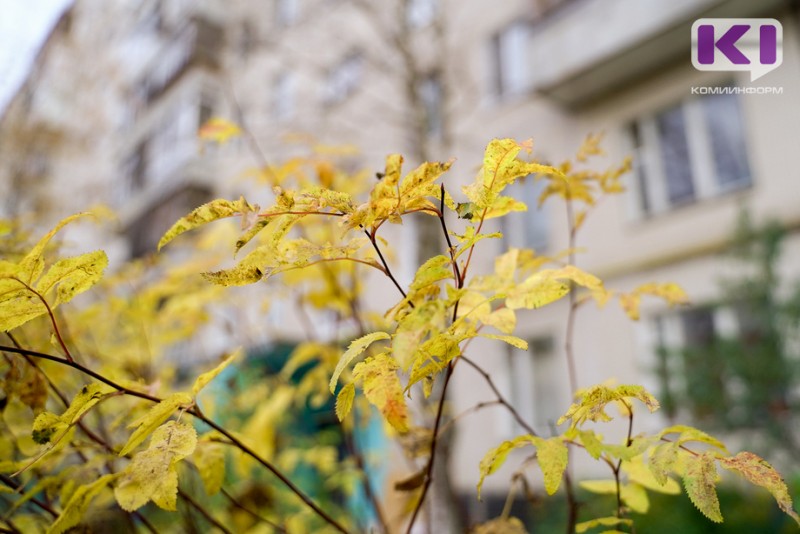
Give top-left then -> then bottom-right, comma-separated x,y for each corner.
697,24 -> 750,64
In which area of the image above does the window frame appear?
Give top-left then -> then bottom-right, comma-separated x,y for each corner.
627,89 -> 753,219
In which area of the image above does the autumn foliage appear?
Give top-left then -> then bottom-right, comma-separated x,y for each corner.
0,131 -> 797,533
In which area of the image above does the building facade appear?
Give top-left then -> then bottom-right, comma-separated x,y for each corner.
1,0 -> 799,527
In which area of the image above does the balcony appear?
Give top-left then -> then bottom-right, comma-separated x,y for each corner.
529,0 -> 792,108
138,17 -> 223,106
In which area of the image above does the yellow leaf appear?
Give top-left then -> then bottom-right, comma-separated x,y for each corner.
620,282 -> 689,321
623,455 -> 680,495
476,138 -> 564,210
471,516 -> 528,534
192,349 -> 240,396
481,334 -> 528,351
658,425 -> 728,453
353,354 -> 409,433
648,442 -> 680,487
35,250 -> 108,306
32,384 -> 114,445
114,421 -> 197,511
193,440 -> 225,496
198,117 -> 241,144
682,452 -> 723,523
158,197 -> 255,251
506,272 -> 570,310
575,517 -> 633,534
19,213 -> 90,283
119,392 -> 193,456
329,331 -> 390,393
558,385 -> 659,428
477,435 -> 535,499
410,255 -> 453,293
482,307 -> 516,334
530,436 -> 568,495
335,383 -> 356,422
0,276 -> 46,333
48,474 -> 117,534
718,451 -> 800,526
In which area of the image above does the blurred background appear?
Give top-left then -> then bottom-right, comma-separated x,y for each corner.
1,0 -> 799,531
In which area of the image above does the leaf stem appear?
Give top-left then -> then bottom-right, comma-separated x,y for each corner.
9,277 -> 73,362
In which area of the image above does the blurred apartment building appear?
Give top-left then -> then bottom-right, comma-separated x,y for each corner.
1,0 -> 799,519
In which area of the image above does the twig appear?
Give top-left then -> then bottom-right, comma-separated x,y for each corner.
178,488 -> 233,534
342,426 -> 389,533
365,229 -> 409,303
405,359 -> 456,534
221,488 -> 287,533
0,344 -> 348,534
459,356 -> 537,436
8,278 -> 73,362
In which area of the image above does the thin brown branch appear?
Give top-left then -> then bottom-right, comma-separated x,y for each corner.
0,474 -> 58,519
405,359 -> 456,534
8,277 -> 73,362
221,488 -> 287,533
178,488 -> 233,534
342,426 -> 389,533
0,344 -> 348,534
438,184 -> 461,287
459,355 -> 537,436
365,229 -> 409,304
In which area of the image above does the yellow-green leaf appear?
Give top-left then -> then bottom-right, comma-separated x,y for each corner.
352,354 -> 409,433
558,385 -> 659,428
410,255 -> 453,292
471,516 -> 528,534
482,308 -> 516,334
19,213 -> 89,283
115,421 -> 197,511
532,436 -> 568,495
648,442 -> 680,487
575,517 -> 633,534
193,440 -> 226,496
119,392 -> 192,456
658,425 -> 728,453
718,451 -> 800,526
35,250 -> 108,306
32,384 -> 113,445
192,349 -> 240,396
481,334 -> 528,351
335,383 -> 356,422
329,331 -> 390,393
477,435 -> 534,499
506,272 -> 570,310
48,474 -> 117,534
158,197 -> 255,251
683,452 -> 722,523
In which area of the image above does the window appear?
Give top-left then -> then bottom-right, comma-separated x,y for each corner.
501,177 -> 549,252
654,300 -> 792,428
406,0 -> 437,28
417,74 -> 442,138
324,53 -> 363,105
629,90 -> 751,216
117,143 -> 147,205
198,91 -> 215,129
239,22 -> 257,57
490,22 -> 530,97
275,0 -> 299,28
507,335 -> 560,433
273,72 -> 294,120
